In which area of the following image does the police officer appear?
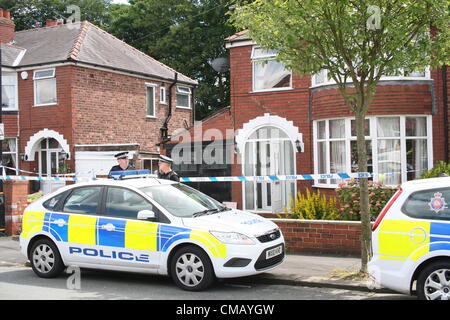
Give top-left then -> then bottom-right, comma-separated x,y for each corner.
156,155 -> 180,182
108,151 -> 135,177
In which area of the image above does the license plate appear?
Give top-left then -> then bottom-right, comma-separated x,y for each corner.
266,245 -> 282,260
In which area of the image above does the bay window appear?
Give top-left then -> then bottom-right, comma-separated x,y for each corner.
314,115 -> 432,187
312,67 -> 430,87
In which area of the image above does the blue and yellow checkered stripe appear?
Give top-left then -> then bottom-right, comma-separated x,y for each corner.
378,219 -> 450,261
22,212 -> 226,258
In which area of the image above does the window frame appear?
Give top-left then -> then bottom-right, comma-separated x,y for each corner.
33,68 -> 57,107
2,137 -> 18,175
251,46 -> 293,93
145,83 -> 157,118
1,72 -> 18,110
313,115 -> 433,188
311,67 -> 431,88
176,85 -> 192,109
160,86 -> 167,104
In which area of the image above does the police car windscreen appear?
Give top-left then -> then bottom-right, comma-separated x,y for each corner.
139,184 -> 226,218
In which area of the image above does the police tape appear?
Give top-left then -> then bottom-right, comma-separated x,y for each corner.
0,166 -> 393,183
0,172 -> 393,183
178,172 -> 392,183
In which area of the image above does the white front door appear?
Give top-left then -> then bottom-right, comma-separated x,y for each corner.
243,126 -> 295,213
38,138 -> 65,194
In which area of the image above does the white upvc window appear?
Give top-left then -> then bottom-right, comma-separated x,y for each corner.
2,137 -> 18,175
313,115 -> 433,187
34,68 -> 57,106
160,86 -> 167,104
176,86 -> 191,109
311,67 -> 431,87
251,46 -> 292,92
1,72 -> 18,110
145,83 -> 157,118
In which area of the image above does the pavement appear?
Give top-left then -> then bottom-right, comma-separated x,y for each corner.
0,236 -> 393,294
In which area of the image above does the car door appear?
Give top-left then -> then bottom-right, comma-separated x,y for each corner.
56,186 -> 104,266
97,186 -> 162,270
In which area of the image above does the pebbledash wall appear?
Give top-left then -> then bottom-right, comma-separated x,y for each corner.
4,181 -> 362,256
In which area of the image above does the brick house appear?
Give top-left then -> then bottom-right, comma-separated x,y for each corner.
0,10 -> 197,187
167,29 -> 449,215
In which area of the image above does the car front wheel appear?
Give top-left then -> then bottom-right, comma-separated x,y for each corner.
170,246 -> 215,291
417,261 -> 450,300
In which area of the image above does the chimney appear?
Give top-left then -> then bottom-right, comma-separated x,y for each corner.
46,19 -> 64,27
0,9 -> 15,43
46,20 -> 58,27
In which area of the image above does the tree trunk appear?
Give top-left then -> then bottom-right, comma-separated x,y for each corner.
355,109 -> 371,273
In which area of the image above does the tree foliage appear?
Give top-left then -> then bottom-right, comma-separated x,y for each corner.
108,0 -> 237,120
0,0 -> 113,30
230,0 -> 449,272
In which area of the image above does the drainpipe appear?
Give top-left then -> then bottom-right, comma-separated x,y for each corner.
161,72 -> 178,144
443,65 -> 449,162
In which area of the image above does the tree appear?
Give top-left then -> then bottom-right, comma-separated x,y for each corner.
230,0 -> 449,272
108,0 -> 237,120
0,0 -> 112,31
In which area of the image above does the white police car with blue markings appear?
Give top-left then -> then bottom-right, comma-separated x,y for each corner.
20,172 -> 285,291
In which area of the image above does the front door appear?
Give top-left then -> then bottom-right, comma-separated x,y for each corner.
243,126 -> 295,213
38,138 -> 66,194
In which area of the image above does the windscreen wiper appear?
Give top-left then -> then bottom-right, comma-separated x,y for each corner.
192,208 -> 219,217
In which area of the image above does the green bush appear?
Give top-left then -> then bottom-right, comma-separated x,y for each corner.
281,189 -> 340,220
336,179 -> 398,221
420,161 -> 450,179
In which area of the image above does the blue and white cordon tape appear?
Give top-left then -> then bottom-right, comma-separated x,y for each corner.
0,166 -> 390,183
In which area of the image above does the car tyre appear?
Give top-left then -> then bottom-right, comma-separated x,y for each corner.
170,245 -> 215,291
30,238 -> 65,278
417,261 -> 450,300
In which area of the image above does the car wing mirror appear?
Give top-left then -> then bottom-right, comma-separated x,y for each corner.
137,210 -> 156,220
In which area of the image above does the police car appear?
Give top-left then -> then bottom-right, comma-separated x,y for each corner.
369,177 -> 450,300
19,173 -> 285,291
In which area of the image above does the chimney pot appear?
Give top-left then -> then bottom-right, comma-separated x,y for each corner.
0,9 -> 3,18
4,10 -> 10,19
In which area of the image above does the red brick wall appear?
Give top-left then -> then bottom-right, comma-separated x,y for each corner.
229,45 -> 314,209
72,66 -> 192,154
4,180 -> 29,236
273,219 -> 362,256
18,65 -> 74,173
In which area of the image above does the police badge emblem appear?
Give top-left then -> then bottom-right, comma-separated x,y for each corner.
428,192 -> 447,214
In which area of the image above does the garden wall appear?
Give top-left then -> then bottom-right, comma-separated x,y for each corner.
271,219 -> 362,256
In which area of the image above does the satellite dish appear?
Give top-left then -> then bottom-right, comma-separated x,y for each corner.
210,57 -> 230,73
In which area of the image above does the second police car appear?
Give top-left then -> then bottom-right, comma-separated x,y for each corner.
19,173 -> 285,291
369,177 -> 450,300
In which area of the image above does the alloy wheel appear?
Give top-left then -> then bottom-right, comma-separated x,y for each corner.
424,269 -> 450,300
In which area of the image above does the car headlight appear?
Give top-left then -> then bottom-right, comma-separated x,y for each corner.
210,231 -> 255,245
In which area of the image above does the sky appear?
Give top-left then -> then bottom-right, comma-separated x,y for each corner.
112,0 -> 129,4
